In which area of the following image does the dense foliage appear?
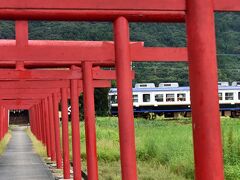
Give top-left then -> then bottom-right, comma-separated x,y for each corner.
0,13 -> 239,114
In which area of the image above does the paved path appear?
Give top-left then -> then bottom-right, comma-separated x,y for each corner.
0,127 -> 54,180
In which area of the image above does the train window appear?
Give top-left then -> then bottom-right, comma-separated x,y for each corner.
166,94 -> 175,102
164,84 -> 171,87
111,95 -> 118,103
218,93 -> 223,100
238,92 -> 240,100
177,93 -> 186,101
143,94 -> 151,102
225,92 -> 234,100
133,95 -> 138,102
155,94 -> 163,102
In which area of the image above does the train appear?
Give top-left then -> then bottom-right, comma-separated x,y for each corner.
108,81 -> 240,119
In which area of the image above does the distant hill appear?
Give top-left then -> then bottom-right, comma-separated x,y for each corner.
0,13 -> 239,86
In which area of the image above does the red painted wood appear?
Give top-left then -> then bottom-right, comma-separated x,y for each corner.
0,100 -> 40,105
53,93 -> 62,169
83,62 -> 98,180
48,96 -> 56,161
0,81 -> 69,89
4,108 -> 8,135
0,69 -> 119,80
0,80 -> 111,89
0,89 -> 59,94
0,94 -> 48,99
15,21 -> 28,46
132,47 -> 188,62
92,67 -> 135,80
0,0 -> 238,13
70,68 -> 82,180
0,69 -> 82,80
186,0 -> 224,179
4,105 -> 31,109
0,10 -> 185,22
61,88 -> 71,179
0,0 -> 186,11
214,0 -> 240,11
44,99 -> 52,157
0,106 -> 3,140
0,40 -> 187,63
93,80 -> 111,88
35,106 -> 42,144
41,101 -> 47,146
114,17 -> 137,180
40,103 -> 46,144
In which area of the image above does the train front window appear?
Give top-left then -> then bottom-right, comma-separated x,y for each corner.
143,94 -> 151,102
177,93 -> 186,101
225,92 -> 234,100
133,95 -> 138,102
166,94 -> 175,102
218,93 -> 223,100
155,94 -> 163,102
111,95 -> 118,103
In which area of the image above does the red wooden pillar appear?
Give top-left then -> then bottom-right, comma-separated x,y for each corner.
33,107 -> 37,136
61,87 -> 71,179
41,101 -> 47,146
44,99 -> 52,157
31,107 -> 35,135
48,96 -> 56,161
114,17 -> 137,180
43,101 -> 48,146
186,1 -> 224,179
53,93 -> 63,169
38,104 -> 43,141
83,62 -> 98,180
32,107 -> 37,136
35,106 -> 38,138
71,67 -> 82,180
4,107 -> 8,135
40,102 -> 46,145
0,106 -> 3,140
15,21 -> 28,46
36,105 -> 41,140
1,107 -> 5,137
29,109 -> 33,132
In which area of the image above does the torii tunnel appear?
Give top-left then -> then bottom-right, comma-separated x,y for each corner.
0,0 -> 239,180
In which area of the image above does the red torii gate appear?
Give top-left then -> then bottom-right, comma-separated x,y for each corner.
0,20 -> 187,180
0,75 -> 114,179
0,0 -> 239,179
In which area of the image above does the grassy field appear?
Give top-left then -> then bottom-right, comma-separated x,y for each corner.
0,132 -> 11,155
28,117 -> 240,179
75,117 -> 190,180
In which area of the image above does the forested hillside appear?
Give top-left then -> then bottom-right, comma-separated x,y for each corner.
0,13 -> 239,114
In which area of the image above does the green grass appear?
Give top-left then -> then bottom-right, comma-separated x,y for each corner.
26,128 -> 47,157
0,132 -> 11,155
221,118 -> 240,179
73,117 -> 240,179
27,117 -> 240,179
76,117 -> 193,179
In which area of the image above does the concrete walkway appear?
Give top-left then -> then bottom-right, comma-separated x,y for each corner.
0,127 -> 54,180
